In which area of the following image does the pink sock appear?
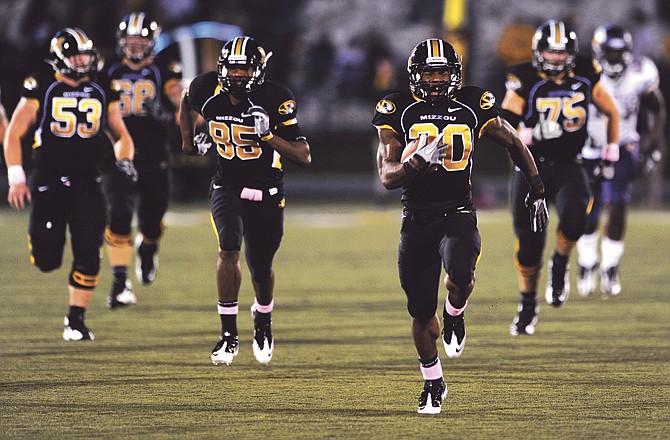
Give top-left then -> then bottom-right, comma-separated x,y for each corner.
254,299 -> 274,314
217,303 -> 238,315
420,358 -> 443,380
445,297 -> 467,317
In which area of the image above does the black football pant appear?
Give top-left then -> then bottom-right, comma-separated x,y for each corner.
511,161 -> 591,268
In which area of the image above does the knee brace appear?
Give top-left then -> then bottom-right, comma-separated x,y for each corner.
69,268 -> 99,290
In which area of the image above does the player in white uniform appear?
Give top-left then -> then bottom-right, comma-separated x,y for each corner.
577,25 -> 666,297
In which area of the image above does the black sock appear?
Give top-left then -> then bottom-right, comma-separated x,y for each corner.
67,306 -> 86,324
112,266 -> 127,283
520,291 -> 537,304
419,353 -> 439,368
552,252 -> 569,266
218,301 -> 238,336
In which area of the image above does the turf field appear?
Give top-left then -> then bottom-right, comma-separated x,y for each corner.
1,203 -> 669,439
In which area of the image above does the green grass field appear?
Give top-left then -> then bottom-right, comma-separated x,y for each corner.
1,203 -> 669,439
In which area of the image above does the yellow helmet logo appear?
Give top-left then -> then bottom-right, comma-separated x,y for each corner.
480,91 -> 495,110
375,99 -> 396,114
278,100 -> 296,115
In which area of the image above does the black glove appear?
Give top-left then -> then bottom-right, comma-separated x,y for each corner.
593,160 -> 615,181
116,159 -> 138,182
525,174 -> 548,233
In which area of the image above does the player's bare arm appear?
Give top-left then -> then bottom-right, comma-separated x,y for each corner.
377,127 -> 415,190
501,89 -> 525,120
641,86 -> 666,149
0,101 -> 8,144
264,135 -> 311,167
106,101 -> 135,161
482,116 -> 542,191
178,90 -> 201,155
3,98 -> 38,209
592,81 -> 620,146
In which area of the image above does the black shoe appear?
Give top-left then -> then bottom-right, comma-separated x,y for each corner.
63,316 -> 94,341
418,378 -> 448,414
251,305 -> 274,364
135,236 -> 158,285
107,278 -> 137,310
510,295 -> 538,336
546,254 -> 570,307
211,332 -> 239,365
442,310 -> 466,358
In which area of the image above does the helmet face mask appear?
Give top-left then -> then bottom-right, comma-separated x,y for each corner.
217,36 -> 270,99
592,25 -> 633,79
532,20 -> 578,76
49,28 -> 98,79
117,12 -> 160,63
408,39 -> 462,104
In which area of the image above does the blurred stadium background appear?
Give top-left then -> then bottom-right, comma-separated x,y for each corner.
1,0 -> 670,207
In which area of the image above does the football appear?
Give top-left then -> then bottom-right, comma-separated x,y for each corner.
401,134 -> 435,163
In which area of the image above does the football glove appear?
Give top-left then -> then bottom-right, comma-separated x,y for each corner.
638,148 -> 661,175
143,98 -> 174,125
413,132 -> 447,168
526,192 -> 549,232
242,105 -> 272,139
593,160 -> 615,181
193,132 -> 213,156
116,159 -> 138,182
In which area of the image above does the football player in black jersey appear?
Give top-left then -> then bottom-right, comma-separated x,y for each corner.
3,28 -> 136,341
179,36 -> 311,366
373,38 -> 547,414
501,20 -> 620,336
102,13 -> 183,310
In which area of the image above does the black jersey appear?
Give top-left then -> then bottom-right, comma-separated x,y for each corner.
106,55 -> 181,159
188,71 -> 305,191
373,86 -> 499,210
22,65 -> 120,178
505,56 -> 601,163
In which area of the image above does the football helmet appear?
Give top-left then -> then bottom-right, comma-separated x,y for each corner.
116,12 -> 160,63
408,38 -> 462,103
217,36 -> 271,99
48,28 -> 98,79
592,25 -> 633,79
532,20 -> 578,76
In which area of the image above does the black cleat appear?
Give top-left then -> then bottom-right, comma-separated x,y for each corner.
251,305 -> 274,364
546,254 -> 570,307
418,378 -> 448,414
135,236 -> 158,285
211,332 -> 239,365
510,295 -> 538,336
442,311 -> 466,358
107,278 -> 137,310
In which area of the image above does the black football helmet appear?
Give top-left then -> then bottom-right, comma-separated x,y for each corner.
592,24 -> 633,79
532,20 -> 578,76
116,12 -> 160,63
48,28 -> 98,79
217,36 -> 271,99
407,38 -> 462,103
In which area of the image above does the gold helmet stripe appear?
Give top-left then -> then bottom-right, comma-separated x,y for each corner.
429,39 -> 442,58
233,37 -> 248,55
548,21 -> 565,49
128,12 -> 146,36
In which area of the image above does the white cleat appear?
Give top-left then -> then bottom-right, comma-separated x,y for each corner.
577,265 -> 598,297
251,305 -> 274,364
63,317 -> 94,341
211,333 -> 239,365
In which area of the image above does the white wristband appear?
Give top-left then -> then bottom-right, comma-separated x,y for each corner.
7,165 -> 26,186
